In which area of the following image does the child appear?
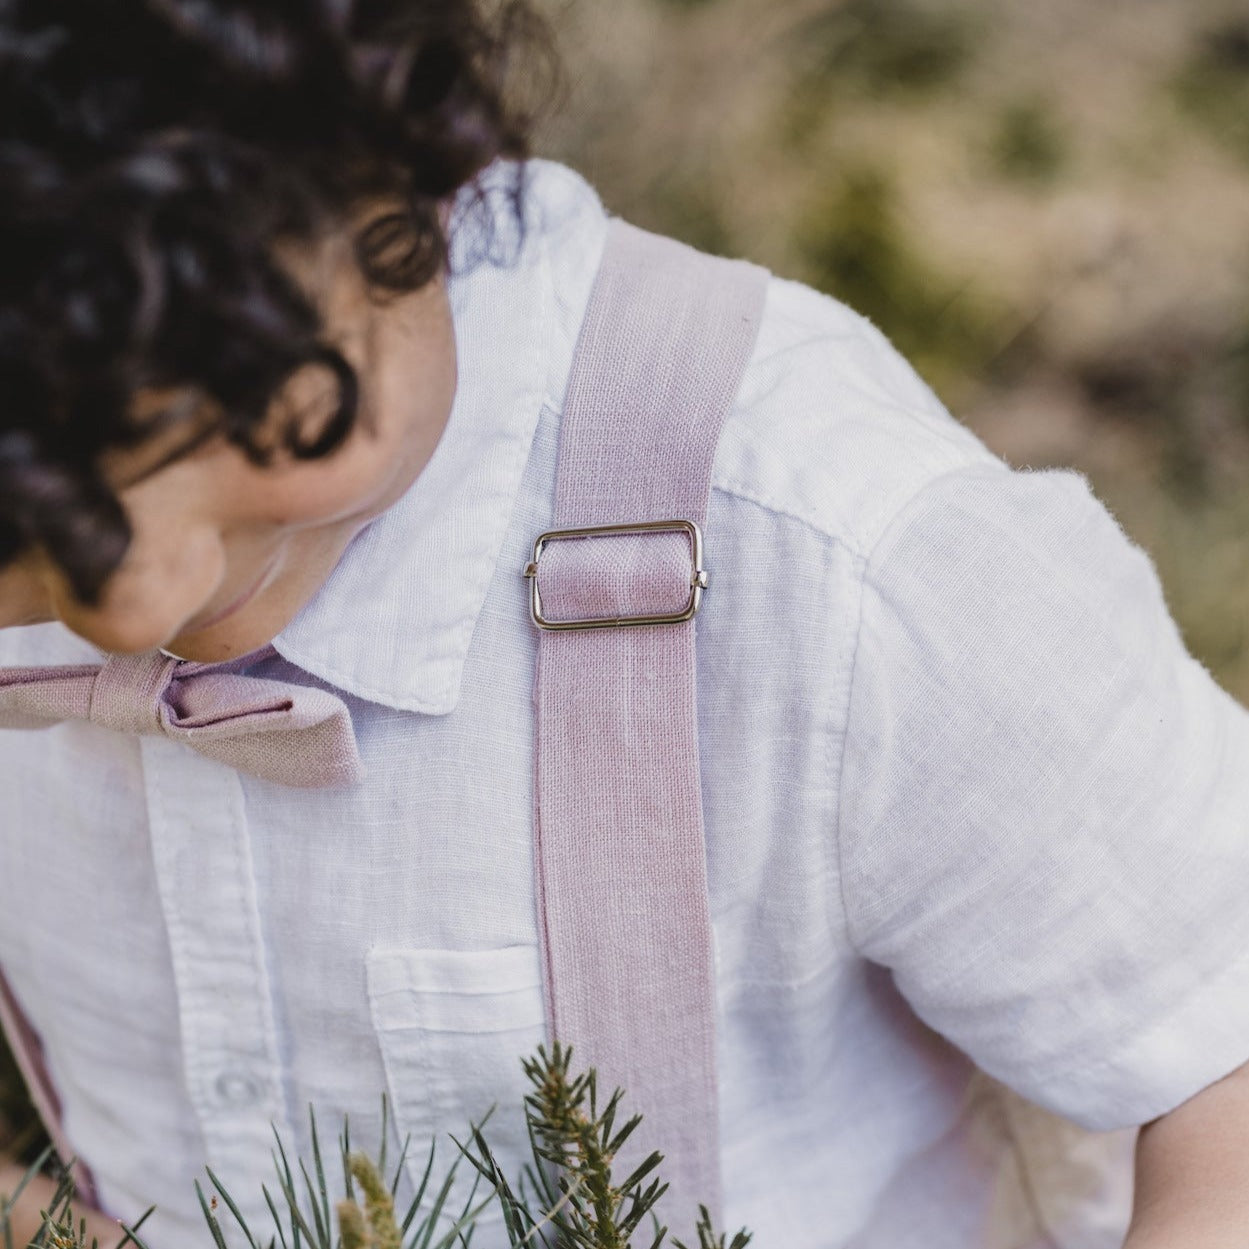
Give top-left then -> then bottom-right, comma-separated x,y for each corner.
3,3 -> 1249,1247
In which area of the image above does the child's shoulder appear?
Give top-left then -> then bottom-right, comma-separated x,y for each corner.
717,271 -> 1004,559
525,158 -> 1007,562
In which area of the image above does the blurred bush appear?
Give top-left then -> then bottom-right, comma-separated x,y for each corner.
1173,16 -> 1249,166
795,164 -> 1000,394
988,97 -> 1069,185
535,0 -> 1249,699
788,0 -> 979,99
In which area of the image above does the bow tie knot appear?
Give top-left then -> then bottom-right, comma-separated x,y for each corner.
89,651 -> 180,736
0,646 -> 364,788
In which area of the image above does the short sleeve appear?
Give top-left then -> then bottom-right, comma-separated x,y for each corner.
838,461 -> 1249,1131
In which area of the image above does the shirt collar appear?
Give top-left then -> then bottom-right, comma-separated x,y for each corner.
271,160 -> 605,715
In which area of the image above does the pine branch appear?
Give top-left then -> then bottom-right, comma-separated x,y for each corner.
0,1154 -> 153,1249
1,1050 -> 752,1249
456,1043 -> 751,1249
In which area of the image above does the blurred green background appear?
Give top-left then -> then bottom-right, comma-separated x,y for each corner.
535,0 -> 1249,702
5,0 -> 1249,1164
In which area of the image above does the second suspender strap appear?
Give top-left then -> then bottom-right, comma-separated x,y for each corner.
531,218 -> 768,1231
0,968 -> 98,1204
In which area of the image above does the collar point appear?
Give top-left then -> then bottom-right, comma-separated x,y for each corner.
269,636 -> 465,718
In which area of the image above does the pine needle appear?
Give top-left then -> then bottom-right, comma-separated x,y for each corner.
1,1046 -> 752,1249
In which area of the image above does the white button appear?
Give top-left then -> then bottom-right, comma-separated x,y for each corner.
213,1071 -> 262,1106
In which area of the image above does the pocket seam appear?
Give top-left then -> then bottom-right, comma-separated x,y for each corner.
365,945 -> 548,1228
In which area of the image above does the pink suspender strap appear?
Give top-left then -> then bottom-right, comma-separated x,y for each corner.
0,968 -> 98,1205
530,218 -> 767,1231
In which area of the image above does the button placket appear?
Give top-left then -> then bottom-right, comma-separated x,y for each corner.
140,735 -> 292,1191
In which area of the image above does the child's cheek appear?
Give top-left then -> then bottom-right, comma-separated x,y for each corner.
50,526 -> 227,655
245,453 -> 392,530
0,562 -> 53,629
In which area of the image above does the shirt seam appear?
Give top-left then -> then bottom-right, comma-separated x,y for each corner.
829,460 -> 1011,958
698,479 -> 869,961
712,449 -> 1001,555
711,475 -> 872,556
831,547 -> 870,958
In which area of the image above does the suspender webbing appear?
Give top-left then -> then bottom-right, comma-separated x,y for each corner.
530,218 -> 768,1231
0,968 -> 97,1204
0,217 -> 769,1235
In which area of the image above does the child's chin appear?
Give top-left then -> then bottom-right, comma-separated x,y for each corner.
163,607 -> 288,665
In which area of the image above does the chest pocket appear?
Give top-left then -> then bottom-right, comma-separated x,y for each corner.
366,945 -> 547,1230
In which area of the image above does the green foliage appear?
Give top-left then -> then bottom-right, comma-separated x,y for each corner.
1234,319 -> 1249,425
0,1147 -> 152,1249
645,178 -> 735,261
457,1043 -> 737,1249
671,1213 -> 749,1249
777,0 -> 983,151
988,97 -> 1068,184
1171,17 -> 1249,164
457,1043 -> 668,1249
335,1198 -> 369,1249
791,0 -> 980,100
197,1099 -> 490,1249
649,0 -> 723,10
2,1048 -> 748,1249
795,165 -> 998,396
340,1156 -> 402,1249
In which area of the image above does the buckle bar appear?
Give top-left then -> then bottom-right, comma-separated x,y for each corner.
524,519 -> 706,631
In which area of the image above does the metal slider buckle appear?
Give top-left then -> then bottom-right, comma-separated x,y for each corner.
523,518 -> 708,631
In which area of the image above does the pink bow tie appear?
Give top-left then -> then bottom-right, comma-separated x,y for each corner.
0,646 -> 363,787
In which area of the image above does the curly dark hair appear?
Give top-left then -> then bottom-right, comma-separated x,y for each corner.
0,0 -> 559,605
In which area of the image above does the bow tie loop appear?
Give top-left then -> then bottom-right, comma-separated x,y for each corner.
90,651 -> 180,736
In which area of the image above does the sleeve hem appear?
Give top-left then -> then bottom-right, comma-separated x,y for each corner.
1033,939 -> 1249,1132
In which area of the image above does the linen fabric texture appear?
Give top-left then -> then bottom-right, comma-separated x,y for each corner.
534,218 -> 768,1230
2,160 -> 1249,1249
0,647 -> 363,787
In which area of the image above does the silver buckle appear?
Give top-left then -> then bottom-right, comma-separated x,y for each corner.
523,519 -> 707,631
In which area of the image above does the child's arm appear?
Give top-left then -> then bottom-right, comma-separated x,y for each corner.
837,462 -> 1249,1240
1125,1058 -> 1249,1247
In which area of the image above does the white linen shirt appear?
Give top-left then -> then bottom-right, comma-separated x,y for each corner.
4,159 -> 1249,1249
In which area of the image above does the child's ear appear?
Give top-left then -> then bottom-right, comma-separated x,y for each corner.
264,350 -> 360,460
